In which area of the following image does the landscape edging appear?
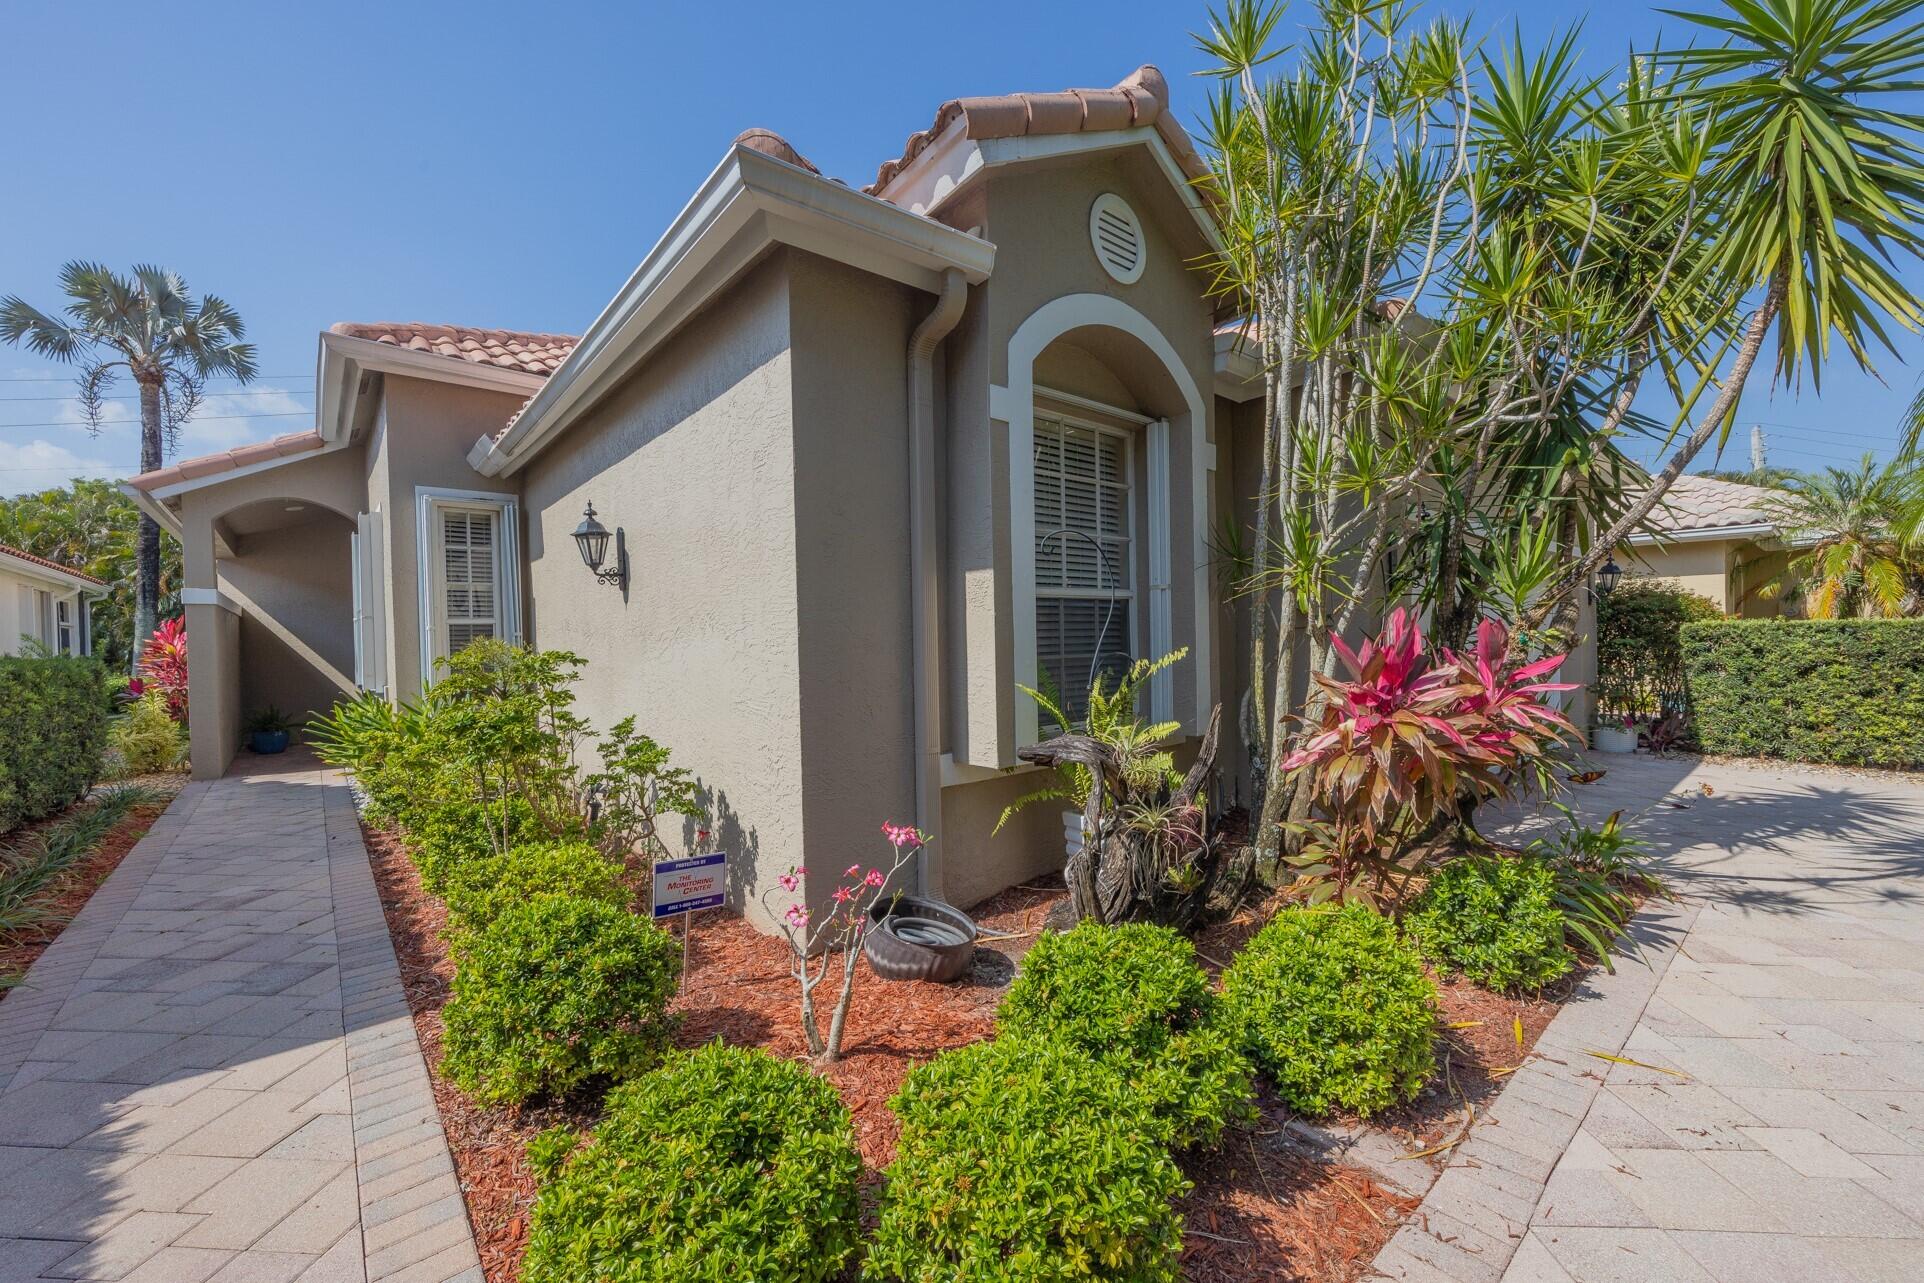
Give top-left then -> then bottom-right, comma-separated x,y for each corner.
1368,899 -> 1701,1282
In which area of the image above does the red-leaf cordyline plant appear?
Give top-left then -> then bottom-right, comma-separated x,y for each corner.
1279,608 -> 1576,912
762,823 -> 924,1063
137,617 -> 189,723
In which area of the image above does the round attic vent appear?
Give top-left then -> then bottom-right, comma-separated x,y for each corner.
1089,193 -> 1146,284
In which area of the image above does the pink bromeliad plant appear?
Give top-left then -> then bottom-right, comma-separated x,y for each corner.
762,822 -> 925,1063
1280,608 -> 1577,910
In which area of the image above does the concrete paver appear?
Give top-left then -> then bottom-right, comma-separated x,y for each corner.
0,757 -> 477,1283
1375,755 -> 1924,1282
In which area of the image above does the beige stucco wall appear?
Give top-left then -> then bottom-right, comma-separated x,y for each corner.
367,377 -> 527,700
222,515 -> 356,727
518,254 -> 809,928
1623,539 -> 1738,613
186,601 -> 241,779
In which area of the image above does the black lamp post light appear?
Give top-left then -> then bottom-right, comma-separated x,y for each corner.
572,502 -> 627,590
1595,555 -> 1622,600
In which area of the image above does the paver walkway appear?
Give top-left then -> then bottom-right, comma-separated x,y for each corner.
0,755 -> 479,1283
1380,754 -> 1924,1283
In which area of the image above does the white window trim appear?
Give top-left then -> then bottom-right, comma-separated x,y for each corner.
997,294 -> 1211,753
54,597 -> 74,656
416,487 -> 521,687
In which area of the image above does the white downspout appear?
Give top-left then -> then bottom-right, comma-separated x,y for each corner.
909,268 -> 969,897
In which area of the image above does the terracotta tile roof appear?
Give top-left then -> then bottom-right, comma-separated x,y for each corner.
0,542 -> 105,586
328,322 -> 578,377
125,430 -> 326,493
867,64 -> 1209,198
1646,474 -> 1783,534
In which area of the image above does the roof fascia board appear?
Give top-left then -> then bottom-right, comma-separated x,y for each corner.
479,146 -> 996,476
1626,522 -> 1778,545
317,331 -> 547,445
140,435 -> 356,505
965,129 -> 1221,250
0,551 -> 104,594
121,483 -> 184,540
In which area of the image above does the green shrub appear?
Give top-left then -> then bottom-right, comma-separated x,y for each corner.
442,841 -> 629,938
1220,905 -> 1436,1117
997,921 -> 1253,1147
1406,856 -> 1573,992
1683,618 -> 1924,768
866,1038 -> 1188,1283
1596,579 -> 1722,720
525,1044 -> 861,1283
0,655 -> 109,837
407,793 -> 550,895
107,691 -> 187,778
441,895 -> 680,1105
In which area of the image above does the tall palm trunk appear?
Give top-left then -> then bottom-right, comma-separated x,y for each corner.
133,375 -> 163,666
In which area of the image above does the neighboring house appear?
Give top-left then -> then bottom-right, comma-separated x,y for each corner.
122,65 -> 1593,926
1621,473 -> 1799,616
0,543 -> 103,658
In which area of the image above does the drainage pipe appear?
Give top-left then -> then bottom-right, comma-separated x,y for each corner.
907,267 -> 969,897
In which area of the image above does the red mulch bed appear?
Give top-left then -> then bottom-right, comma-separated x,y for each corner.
364,824 -> 1566,1283
0,793 -> 176,988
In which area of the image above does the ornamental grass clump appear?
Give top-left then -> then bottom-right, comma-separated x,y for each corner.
441,840 -> 630,940
1406,855 -> 1573,993
997,921 -> 1253,1147
441,895 -> 679,1106
1221,905 -> 1436,1118
866,1037 -> 1189,1283
524,1043 -> 862,1283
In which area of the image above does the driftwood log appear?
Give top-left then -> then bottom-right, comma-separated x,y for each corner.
1018,705 -> 1250,929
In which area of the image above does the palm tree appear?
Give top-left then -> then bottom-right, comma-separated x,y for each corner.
1768,454 -> 1923,618
1,264 -> 256,660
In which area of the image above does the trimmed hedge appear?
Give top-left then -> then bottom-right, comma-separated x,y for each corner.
1682,619 -> 1924,769
1,656 -> 110,836
1596,579 -> 1722,720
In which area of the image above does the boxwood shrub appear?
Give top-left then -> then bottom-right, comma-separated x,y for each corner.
524,1043 -> 861,1283
866,1037 -> 1189,1282
997,921 -> 1253,1147
1406,856 -> 1573,993
1220,905 -> 1437,1118
1683,618 -> 1924,768
1,655 -> 109,837
441,895 -> 680,1105
442,840 -> 630,939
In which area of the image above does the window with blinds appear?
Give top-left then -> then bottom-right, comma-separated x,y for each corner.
440,507 -> 499,655
1034,414 -> 1133,725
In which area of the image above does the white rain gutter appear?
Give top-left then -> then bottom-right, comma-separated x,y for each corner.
907,268 -> 969,897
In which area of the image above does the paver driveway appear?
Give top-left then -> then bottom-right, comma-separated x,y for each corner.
0,755 -> 478,1283
1389,754 -> 1924,1283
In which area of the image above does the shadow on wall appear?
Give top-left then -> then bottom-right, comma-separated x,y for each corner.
680,781 -> 761,912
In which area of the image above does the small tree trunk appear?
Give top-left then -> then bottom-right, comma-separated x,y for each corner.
823,942 -> 861,1062
133,377 -> 164,667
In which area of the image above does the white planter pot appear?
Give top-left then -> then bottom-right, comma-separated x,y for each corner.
1592,725 -> 1638,754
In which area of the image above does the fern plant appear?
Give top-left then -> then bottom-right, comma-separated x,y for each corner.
994,647 -> 1187,834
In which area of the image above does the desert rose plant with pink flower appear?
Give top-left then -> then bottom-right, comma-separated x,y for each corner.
762,822 -> 926,1062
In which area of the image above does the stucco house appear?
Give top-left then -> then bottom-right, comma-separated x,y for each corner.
121,65 -> 1584,925
1620,473 -> 1801,615
1,543 -> 103,657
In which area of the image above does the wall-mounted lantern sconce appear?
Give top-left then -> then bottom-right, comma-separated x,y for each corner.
572,502 -> 627,590
1595,555 -> 1622,601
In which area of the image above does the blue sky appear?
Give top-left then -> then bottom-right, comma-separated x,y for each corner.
3,0 -> 1918,496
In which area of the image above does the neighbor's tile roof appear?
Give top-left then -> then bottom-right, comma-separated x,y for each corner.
329,322 -> 578,376
1647,473 -> 1782,534
867,64 -> 1208,197
125,430 -> 327,493
0,542 -> 105,586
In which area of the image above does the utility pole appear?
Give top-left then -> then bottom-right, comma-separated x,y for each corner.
1749,424 -> 1768,475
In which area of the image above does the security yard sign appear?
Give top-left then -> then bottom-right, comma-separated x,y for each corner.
653,852 -> 727,918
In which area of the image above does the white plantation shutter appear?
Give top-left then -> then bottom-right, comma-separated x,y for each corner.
441,508 -> 499,654
1033,414 -> 1132,725
352,511 -> 389,694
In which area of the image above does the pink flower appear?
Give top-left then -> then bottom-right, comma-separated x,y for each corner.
778,873 -> 799,893
783,905 -> 809,929
845,864 -> 862,879
881,822 -> 924,849
865,868 -> 885,887
832,886 -> 852,903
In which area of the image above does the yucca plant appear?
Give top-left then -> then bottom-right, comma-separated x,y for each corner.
1525,805 -> 1667,968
